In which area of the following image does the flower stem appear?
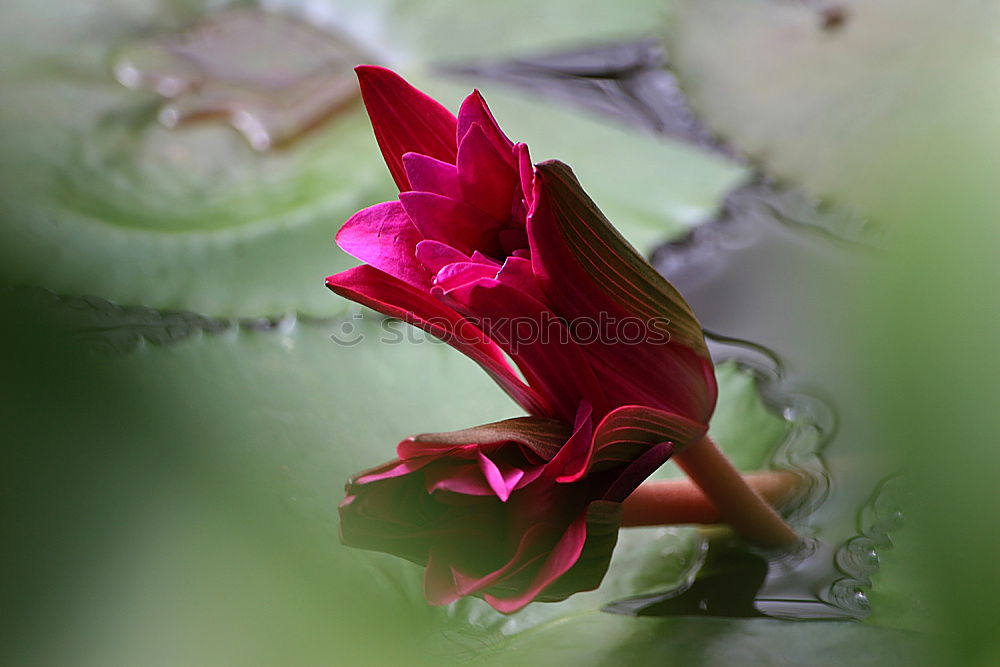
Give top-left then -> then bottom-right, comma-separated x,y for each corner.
666,436 -> 801,547
621,470 -> 802,528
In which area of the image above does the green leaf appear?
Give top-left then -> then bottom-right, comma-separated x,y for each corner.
465,612 -> 931,666
665,0 -> 1000,223
4,310 -> 516,666
6,297 -> 819,664
0,0 -> 743,317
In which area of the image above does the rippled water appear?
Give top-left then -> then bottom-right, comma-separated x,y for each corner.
603,473 -> 905,622
632,162 -> 894,621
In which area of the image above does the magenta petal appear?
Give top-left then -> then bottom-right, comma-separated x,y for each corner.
425,461 -> 495,496
499,228 -> 530,255
468,251 -> 499,266
457,123 -> 519,223
336,201 -> 430,288
586,345 -> 718,425
402,152 -> 462,199
496,255 -> 544,302
445,276 -> 609,422
414,240 -> 470,273
528,160 -> 710,357
424,550 -> 463,605
355,65 -> 458,192
477,452 -> 525,502
325,266 -> 552,417
589,405 -> 707,473
514,466 -> 544,489
404,418 -> 571,462
483,513 -> 588,613
426,522 -> 549,605
528,164 -> 654,325
547,402 -> 595,483
457,90 -> 515,160
455,530 -> 547,594
516,143 -> 534,210
528,160 -> 717,423
396,439 -> 472,460
354,458 -> 426,485
434,261 -> 498,293
450,567 -> 498,599
400,191 -> 503,256
424,527 -> 535,604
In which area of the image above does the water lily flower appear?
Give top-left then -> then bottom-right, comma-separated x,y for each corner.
328,67 -> 799,552
339,403 -> 705,613
325,66 -> 716,427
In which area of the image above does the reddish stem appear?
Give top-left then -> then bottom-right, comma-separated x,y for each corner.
668,436 -> 801,547
621,470 -> 802,527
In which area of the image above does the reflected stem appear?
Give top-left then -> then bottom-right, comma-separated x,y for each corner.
627,437 -> 801,547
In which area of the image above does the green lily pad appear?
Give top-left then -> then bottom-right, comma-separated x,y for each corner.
17,304 -> 844,664
6,295 -> 827,664
665,0 -> 1000,223
469,612 -> 930,666
0,0 -> 742,317
3,310 -> 514,666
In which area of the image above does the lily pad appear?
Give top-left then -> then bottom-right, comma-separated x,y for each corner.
0,0 -> 742,317
468,612 -> 930,666
5,294 -> 835,664
665,0 -> 1000,223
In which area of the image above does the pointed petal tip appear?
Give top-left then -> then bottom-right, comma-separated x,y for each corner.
353,65 -> 419,103
333,216 -> 351,245
457,88 -> 515,156
460,87 -> 488,109
532,158 -> 572,177
466,89 -> 491,111
353,65 -> 459,192
354,63 -> 391,78
353,64 -> 399,89
529,160 -> 576,205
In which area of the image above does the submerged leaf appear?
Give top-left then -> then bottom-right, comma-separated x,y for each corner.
666,0 -> 1000,223
0,0 -> 742,316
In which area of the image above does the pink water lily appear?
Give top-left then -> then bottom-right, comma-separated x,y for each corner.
331,68 -> 798,612
339,404 -> 706,613
326,66 -> 716,427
